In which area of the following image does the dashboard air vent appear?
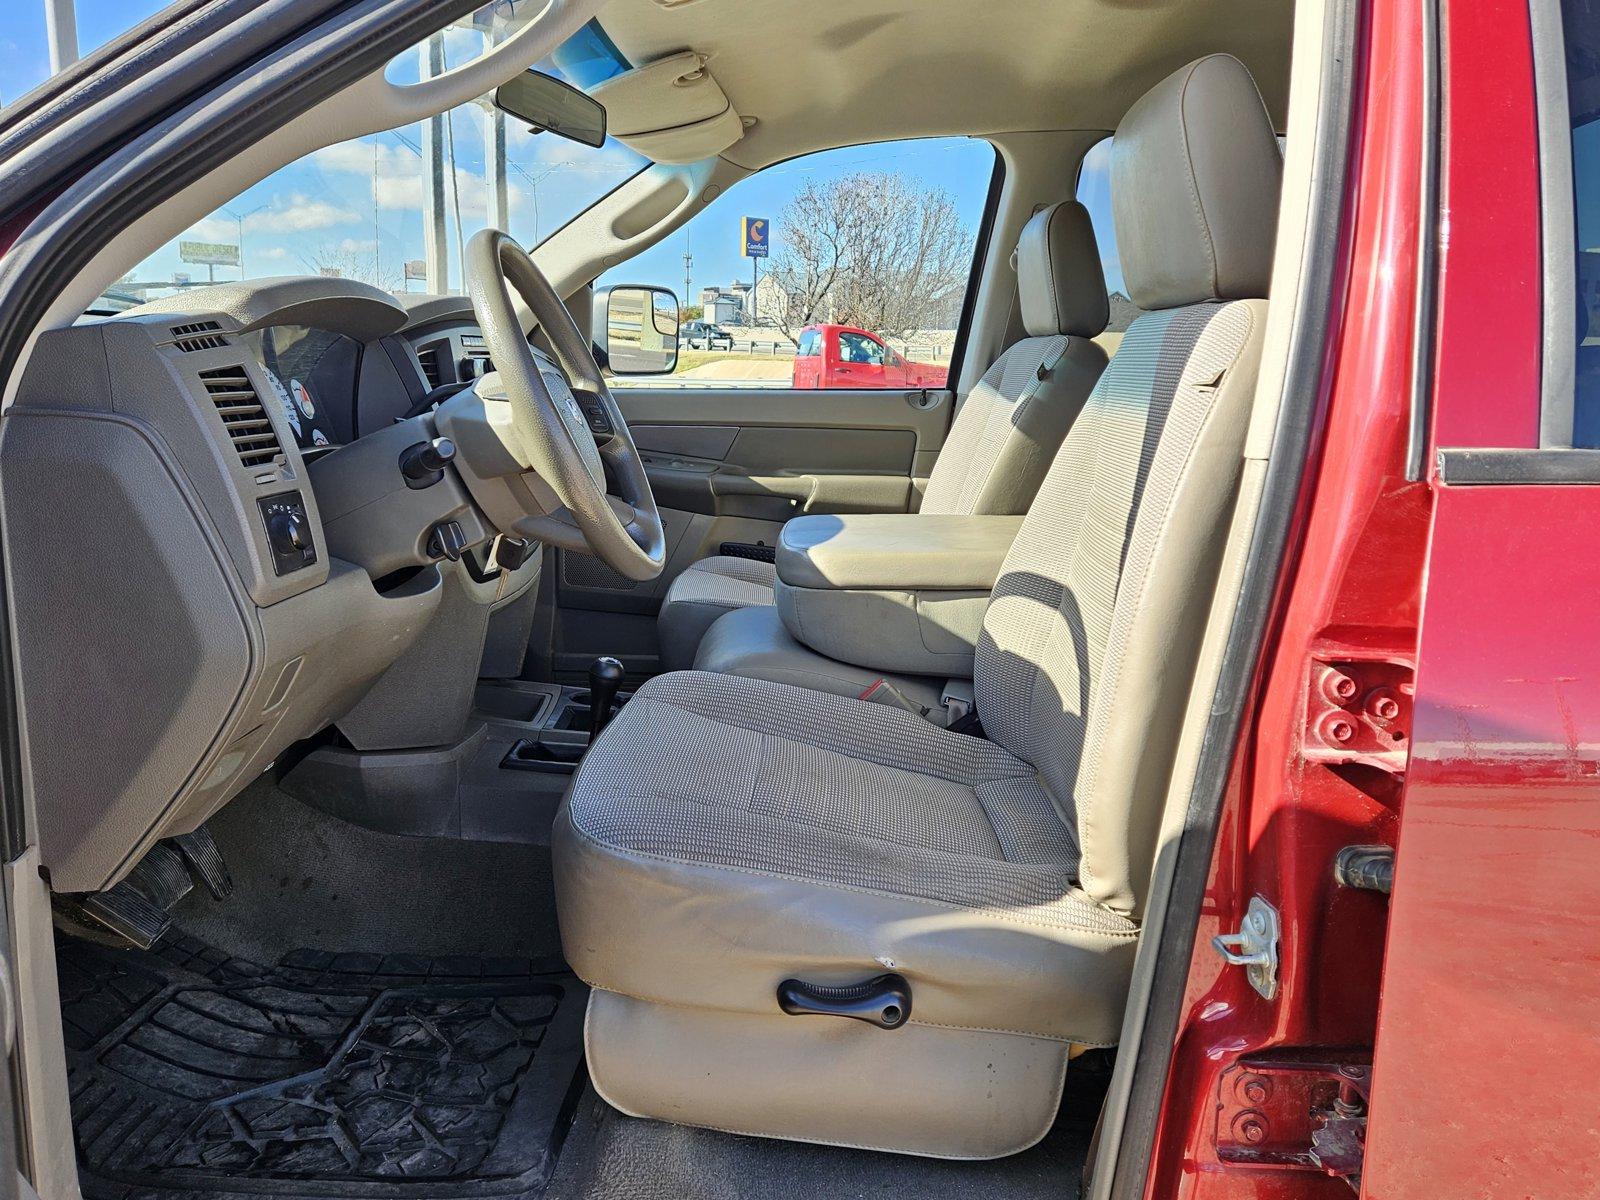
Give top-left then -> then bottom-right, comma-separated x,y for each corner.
199,366 -> 283,468
170,321 -> 230,353
418,346 -> 445,389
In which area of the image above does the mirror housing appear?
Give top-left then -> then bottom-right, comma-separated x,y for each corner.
594,285 -> 680,375
495,71 -> 607,148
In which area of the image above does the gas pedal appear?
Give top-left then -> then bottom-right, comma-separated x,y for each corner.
171,827 -> 233,900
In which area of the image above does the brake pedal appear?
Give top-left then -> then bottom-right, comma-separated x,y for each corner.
56,883 -> 172,950
127,843 -> 194,910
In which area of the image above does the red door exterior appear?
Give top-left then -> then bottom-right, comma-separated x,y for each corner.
1142,0 -> 1600,1195
1358,0 -> 1600,1194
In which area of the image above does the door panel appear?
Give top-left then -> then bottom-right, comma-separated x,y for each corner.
546,385 -> 951,678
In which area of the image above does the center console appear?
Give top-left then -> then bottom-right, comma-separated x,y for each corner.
773,512 -> 1024,678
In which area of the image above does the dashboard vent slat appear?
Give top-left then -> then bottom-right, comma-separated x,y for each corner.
198,366 -> 284,469
169,321 -> 230,353
418,346 -> 444,389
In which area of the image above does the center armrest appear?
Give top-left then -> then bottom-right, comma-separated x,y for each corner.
776,514 -> 1025,592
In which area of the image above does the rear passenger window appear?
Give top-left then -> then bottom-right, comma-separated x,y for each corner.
601,137 -> 998,389
1076,138 -> 1144,353
1560,0 -> 1600,445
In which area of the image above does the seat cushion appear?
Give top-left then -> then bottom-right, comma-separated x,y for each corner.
554,670 -> 1139,1047
694,603 -> 948,711
655,555 -> 777,671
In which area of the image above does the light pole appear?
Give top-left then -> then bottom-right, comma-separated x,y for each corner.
44,0 -> 79,74
221,204 -> 268,278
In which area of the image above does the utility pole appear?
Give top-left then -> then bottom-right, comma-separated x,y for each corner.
420,33 -> 449,293
44,0 -> 79,74
682,233 -> 693,310
483,30 -> 509,234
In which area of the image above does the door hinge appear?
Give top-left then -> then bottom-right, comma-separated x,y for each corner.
1212,894 -> 1280,1000
1214,1057 -> 1369,1193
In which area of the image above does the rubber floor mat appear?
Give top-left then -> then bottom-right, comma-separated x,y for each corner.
58,933 -> 588,1200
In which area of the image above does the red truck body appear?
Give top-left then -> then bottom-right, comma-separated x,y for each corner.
790,323 -> 948,389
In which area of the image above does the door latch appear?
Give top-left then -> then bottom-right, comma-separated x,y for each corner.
1213,895 -> 1281,1000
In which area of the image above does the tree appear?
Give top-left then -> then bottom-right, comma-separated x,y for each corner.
299,245 -> 403,292
764,173 -> 972,344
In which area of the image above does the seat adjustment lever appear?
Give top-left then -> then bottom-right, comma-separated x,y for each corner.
777,973 -> 911,1029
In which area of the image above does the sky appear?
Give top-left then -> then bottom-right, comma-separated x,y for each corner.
0,2 -> 1128,303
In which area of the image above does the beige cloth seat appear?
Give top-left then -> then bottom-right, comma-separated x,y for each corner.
655,200 -> 1111,670
556,54 -> 1282,1158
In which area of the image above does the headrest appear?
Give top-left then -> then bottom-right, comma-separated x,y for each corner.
1111,55 -> 1282,311
1016,200 -> 1108,338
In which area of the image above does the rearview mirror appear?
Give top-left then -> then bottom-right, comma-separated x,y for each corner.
594,286 -> 680,375
494,71 -> 607,148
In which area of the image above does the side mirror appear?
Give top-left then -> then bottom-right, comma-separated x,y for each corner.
593,285 -> 680,375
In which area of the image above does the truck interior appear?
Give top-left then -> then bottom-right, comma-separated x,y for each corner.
0,0 -> 1344,1195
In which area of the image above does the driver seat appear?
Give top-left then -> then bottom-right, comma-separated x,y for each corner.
554,55 -> 1281,1159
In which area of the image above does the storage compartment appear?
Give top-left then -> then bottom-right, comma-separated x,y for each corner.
772,513 -> 1023,679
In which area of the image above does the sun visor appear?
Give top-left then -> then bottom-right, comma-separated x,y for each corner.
589,51 -> 744,164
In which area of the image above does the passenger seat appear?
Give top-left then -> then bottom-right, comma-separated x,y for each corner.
654,200 -> 1111,670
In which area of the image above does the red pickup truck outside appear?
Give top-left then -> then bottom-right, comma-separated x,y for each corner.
790,323 -> 948,389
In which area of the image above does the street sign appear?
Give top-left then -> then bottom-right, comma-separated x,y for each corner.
741,217 -> 769,259
179,240 -> 240,267
404,260 -> 428,281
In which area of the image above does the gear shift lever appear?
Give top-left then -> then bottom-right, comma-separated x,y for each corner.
588,656 -> 626,742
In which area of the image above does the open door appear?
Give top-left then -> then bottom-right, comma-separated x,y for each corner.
1363,0 -> 1600,1192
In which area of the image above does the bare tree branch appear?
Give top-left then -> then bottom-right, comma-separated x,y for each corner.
764,172 -> 971,345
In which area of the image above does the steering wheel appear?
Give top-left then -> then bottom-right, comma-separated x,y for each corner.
463,228 -> 665,581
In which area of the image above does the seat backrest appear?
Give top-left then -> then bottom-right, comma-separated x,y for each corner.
920,201 -> 1109,516
974,54 -> 1282,919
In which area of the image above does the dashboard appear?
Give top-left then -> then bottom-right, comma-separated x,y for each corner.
0,276 -> 531,898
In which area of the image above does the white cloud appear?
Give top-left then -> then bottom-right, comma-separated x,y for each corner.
249,194 -> 361,233
186,216 -> 235,242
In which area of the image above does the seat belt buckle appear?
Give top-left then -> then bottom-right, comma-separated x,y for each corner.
939,679 -> 974,727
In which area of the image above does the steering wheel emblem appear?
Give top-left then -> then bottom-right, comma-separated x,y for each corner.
541,368 -> 586,428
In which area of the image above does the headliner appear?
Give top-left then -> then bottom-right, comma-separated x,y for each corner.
593,0 -> 1293,169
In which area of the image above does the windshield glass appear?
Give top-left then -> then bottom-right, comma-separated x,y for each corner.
110,17 -> 647,305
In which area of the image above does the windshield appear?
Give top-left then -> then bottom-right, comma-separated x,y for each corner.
110,18 -> 647,305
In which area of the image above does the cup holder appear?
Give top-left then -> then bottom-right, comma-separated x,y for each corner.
501,738 -> 585,774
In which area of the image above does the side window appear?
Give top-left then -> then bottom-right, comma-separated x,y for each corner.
0,0 -> 175,104
1562,0 -> 1600,446
603,137 -> 997,389
1075,137 -> 1143,353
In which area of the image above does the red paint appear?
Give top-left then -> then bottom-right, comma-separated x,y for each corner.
1428,0 -> 1544,450
790,324 -> 948,389
1144,0 -> 1436,1193
1361,487 -> 1600,1198
1356,0 -> 1600,1194
1146,0 -> 1571,1193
